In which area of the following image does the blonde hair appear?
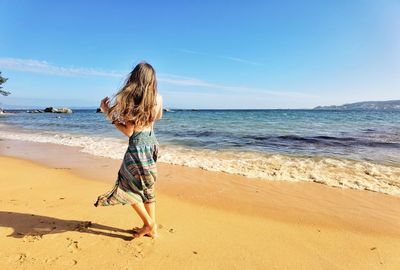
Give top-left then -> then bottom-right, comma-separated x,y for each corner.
108,62 -> 157,128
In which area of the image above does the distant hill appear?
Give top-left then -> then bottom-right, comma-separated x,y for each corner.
314,100 -> 400,110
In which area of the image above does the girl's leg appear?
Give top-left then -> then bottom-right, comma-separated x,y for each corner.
130,203 -> 156,237
144,202 -> 156,223
144,202 -> 158,236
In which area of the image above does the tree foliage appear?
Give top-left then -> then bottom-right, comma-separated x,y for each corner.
0,72 -> 11,96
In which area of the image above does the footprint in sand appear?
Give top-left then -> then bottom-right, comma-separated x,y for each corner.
10,253 -> 28,264
17,253 -> 27,263
22,234 -> 43,243
66,238 -> 81,253
123,242 -> 144,259
44,257 -> 58,264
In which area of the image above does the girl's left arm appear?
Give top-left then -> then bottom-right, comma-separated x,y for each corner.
100,96 -> 134,137
154,94 -> 163,120
113,121 -> 135,137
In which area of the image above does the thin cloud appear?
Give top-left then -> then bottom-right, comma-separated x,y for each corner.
220,56 -> 263,66
179,49 -> 208,56
158,73 -> 315,98
161,77 -> 315,98
0,57 -> 314,98
179,48 -> 263,66
0,57 -> 124,77
158,73 -> 218,88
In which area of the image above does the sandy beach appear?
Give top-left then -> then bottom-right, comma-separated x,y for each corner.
1,139 -> 400,269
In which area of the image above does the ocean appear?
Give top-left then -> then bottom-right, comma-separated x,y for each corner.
1,109 -> 400,195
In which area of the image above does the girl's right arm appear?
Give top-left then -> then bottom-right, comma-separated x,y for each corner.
100,97 -> 111,116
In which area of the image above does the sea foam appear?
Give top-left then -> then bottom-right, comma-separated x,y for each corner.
1,128 -> 399,196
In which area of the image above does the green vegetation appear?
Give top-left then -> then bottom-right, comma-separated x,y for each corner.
0,72 -> 11,96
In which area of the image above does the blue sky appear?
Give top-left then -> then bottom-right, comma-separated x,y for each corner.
0,0 -> 399,109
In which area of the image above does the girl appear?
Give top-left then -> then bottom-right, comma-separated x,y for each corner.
94,62 -> 163,238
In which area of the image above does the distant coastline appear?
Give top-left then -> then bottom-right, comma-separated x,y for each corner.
314,100 -> 400,110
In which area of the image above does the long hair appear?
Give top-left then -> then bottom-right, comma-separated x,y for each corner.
107,62 -> 157,128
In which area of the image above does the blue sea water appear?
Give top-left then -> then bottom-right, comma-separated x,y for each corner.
1,109 -> 399,166
2,108 -> 400,195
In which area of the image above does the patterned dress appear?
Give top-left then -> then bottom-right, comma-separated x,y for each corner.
94,131 -> 159,206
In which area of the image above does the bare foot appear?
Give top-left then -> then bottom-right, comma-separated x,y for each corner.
132,223 -> 158,238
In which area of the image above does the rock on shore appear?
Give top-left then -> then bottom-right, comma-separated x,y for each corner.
44,107 -> 73,113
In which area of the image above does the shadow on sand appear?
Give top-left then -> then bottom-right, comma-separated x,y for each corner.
0,211 -> 133,241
